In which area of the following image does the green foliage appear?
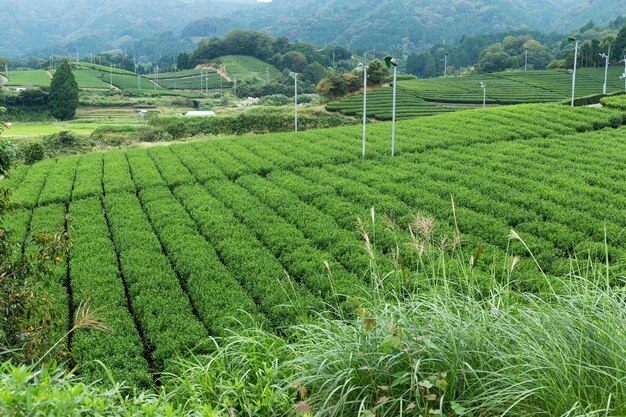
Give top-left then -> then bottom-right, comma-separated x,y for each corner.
0,203 -> 71,365
0,107 -> 16,176
478,36 -> 553,72
615,24 -> 626,57
48,61 -> 79,121
601,93 -> 626,110
156,111 -> 353,140
21,142 -> 45,164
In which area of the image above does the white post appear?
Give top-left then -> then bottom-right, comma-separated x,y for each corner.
480,82 -> 486,107
362,66 -> 367,158
391,65 -> 397,157
110,63 -> 113,88
525,49 -> 528,71
294,73 -> 298,132
444,54 -> 447,77
571,40 -> 578,107
622,56 -> 626,92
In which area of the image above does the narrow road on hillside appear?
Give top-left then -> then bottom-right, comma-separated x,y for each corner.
0,74 -> 7,84
46,70 -> 53,79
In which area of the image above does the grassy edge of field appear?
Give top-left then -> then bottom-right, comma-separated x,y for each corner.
2,225 -> 625,416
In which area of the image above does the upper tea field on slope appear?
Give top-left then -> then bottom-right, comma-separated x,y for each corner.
2,103 -> 625,387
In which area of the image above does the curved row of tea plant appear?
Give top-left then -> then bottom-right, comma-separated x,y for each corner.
2,102 -> 625,384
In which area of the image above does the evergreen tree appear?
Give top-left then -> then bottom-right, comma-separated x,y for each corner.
615,24 -> 626,59
366,60 -> 389,85
48,61 -> 78,121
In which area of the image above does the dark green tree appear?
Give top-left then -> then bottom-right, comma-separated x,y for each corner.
177,52 -> 190,70
48,61 -> 78,121
615,24 -> 626,58
367,60 -> 389,85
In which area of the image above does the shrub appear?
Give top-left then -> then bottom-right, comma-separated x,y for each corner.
21,142 -> 45,164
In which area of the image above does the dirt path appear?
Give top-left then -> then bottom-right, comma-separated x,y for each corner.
46,70 -> 53,79
0,74 -> 7,84
195,64 -> 232,82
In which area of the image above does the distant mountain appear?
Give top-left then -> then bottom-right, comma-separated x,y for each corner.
0,0 -> 259,57
225,0 -> 626,51
2,0 -> 625,59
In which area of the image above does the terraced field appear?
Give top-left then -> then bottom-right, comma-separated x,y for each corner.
158,73 -> 230,90
219,55 -> 280,82
2,103 -> 625,387
327,87 -> 457,120
400,67 -> 626,104
1,70 -> 51,87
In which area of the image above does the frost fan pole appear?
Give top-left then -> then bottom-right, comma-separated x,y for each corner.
290,71 -> 299,132
385,56 -> 399,157
357,63 -> 369,158
569,37 -> 578,107
480,82 -> 486,107
621,56 -> 626,92
600,45 -> 610,95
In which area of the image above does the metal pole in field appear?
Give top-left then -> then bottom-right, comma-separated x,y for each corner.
444,54 -> 447,77
600,45 -> 610,95
480,82 -> 486,107
265,66 -> 269,84
358,63 -> 369,158
234,76 -> 237,97
290,71 -> 299,132
525,48 -> 528,71
384,56 -> 399,156
110,63 -> 113,88
621,56 -> 626,92
569,37 -> 578,106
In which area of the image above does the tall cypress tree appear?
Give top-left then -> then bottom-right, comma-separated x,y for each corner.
48,61 -> 79,121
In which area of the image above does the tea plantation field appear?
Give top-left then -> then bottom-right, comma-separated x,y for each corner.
400,67 -> 626,104
2,102 -> 625,387
327,87 -> 458,120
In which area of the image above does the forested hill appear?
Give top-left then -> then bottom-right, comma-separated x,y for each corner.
223,0 -> 626,51
3,0 -> 626,58
0,0 -> 258,56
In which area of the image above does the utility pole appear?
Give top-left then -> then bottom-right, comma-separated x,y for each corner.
234,76 -> 237,98
265,66 -> 269,84
110,63 -> 113,88
444,54 -> 448,77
